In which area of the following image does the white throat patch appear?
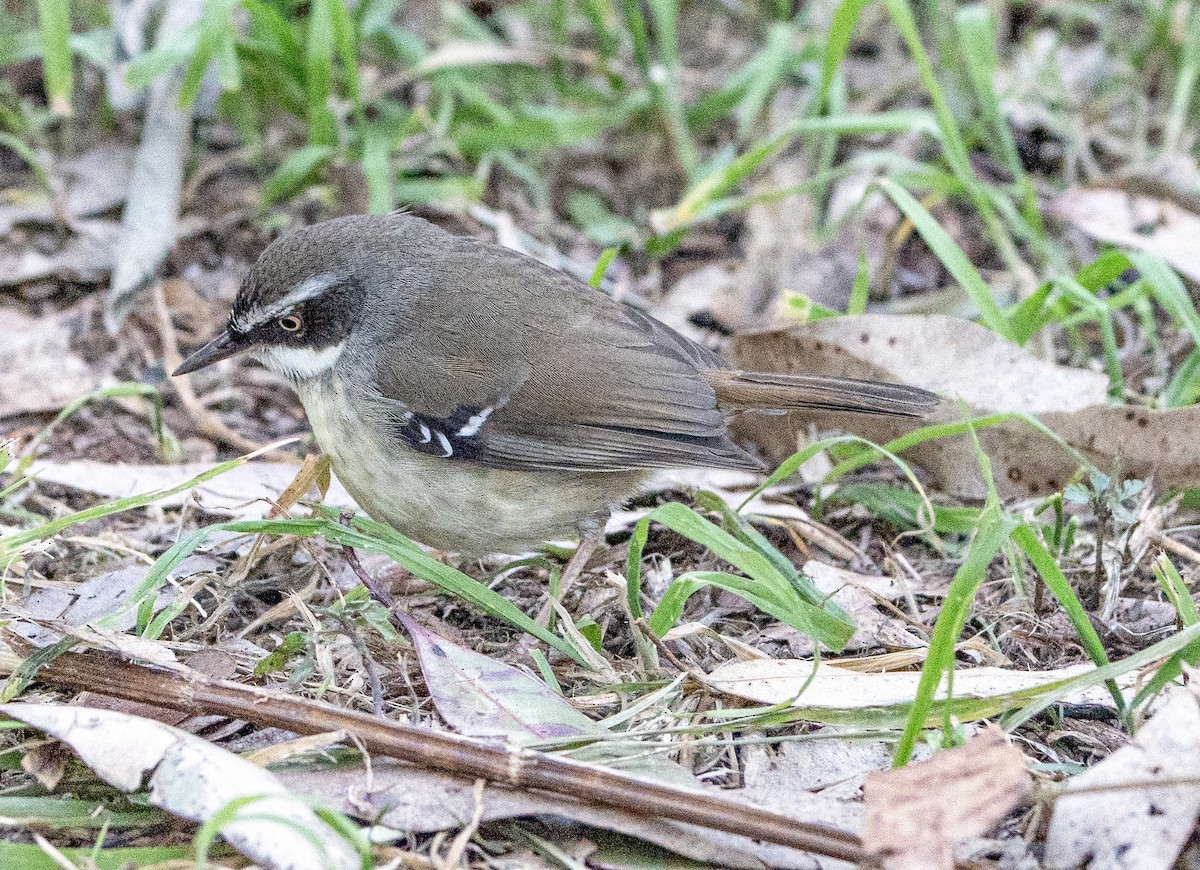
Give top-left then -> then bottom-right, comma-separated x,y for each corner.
258,343 -> 346,380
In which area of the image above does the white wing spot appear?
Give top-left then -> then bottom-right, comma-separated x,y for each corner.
435,432 -> 453,457
456,406 -> 494,438
418,424 -> 432,443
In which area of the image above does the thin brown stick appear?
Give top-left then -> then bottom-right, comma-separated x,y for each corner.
1146,529 -> 1200,567
22,652 -> 911,865
152,282 -> 290,460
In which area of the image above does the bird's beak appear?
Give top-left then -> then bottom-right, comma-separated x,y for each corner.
173,329 -> 250,375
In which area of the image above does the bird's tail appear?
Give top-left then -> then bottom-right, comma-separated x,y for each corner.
705,369 -> 940,418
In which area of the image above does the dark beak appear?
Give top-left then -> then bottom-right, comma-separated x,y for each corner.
173,329 -> 249,375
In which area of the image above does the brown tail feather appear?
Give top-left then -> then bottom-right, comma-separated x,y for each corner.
705,369 -> 940,418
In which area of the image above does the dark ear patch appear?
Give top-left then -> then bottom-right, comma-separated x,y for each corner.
277,280 -> 363,349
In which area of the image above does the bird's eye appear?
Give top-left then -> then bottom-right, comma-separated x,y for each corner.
278,314 -> 303,333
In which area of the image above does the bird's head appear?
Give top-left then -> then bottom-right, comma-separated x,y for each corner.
173,216 -> 401,381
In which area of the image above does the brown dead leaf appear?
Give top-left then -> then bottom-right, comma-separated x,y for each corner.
862,728 -> 1032,870
21,740 -> 71,791
733,315 -> 1200,498
1049,187 -> 1200,283
0,309 -> 103,418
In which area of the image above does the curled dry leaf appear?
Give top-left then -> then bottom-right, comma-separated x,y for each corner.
733,314 -> 1200,498
0,704 -> 362,870
1044,686 -> 1200,870
863,727 -> 1032,870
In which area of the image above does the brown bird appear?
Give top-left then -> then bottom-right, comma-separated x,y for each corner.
175,214 -> 938,589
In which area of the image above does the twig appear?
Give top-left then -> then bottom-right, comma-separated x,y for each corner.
1146,529 -> 1200,567
339,510 -> 394,607
11,649 -> 977,868
151,282 -> 290,460
332,613 -> 386,718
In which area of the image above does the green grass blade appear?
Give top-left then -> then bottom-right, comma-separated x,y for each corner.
627,502 -> 855,649
35,0 -> 72,115
893,503 -> 1017,765
1006,622 -> 1200,730
305,0 -> 337,146
1011,524 -> 1122,711
1163,4 -> 1200,154
261,144 -> 334,206
589,247 -> 620,287
875,176 -> 1014,339
0,446 -> 288,560
362,123 -> 394,214
954,5 -> 1023,180
816,0 -> 873,114
881,0 -> 1024,276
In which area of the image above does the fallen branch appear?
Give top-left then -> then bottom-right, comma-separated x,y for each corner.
5,650 -> 994,868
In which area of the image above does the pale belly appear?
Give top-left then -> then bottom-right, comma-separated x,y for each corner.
297,380 -> 646,554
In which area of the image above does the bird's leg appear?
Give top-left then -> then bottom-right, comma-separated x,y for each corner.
339,510 -> 395,608
561,516 -> 605,597
539,517 -> 605,625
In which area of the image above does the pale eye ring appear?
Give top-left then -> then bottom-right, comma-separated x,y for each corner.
278,314 -> 303,333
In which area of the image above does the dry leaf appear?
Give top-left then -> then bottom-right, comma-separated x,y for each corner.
733,315 -> 1200,498
25,460 -> 355,519
416,41 -> 542,75
280,758 -> 858,870
1049,188 -> 1200,283
742,738 -> 930,800
0,220 -> 120,286
802,561 -> 926,652
105,0 -> 213,330
21,740 -> 71,791
0,309 -> 103,417
706,658 -> 1126,716
2,704 -> 361,870
399,615 -> 693,782
863,728 -> 1032,870
1045,686 -> 1200,869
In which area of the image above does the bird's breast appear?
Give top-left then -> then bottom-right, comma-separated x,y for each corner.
295,379 -> 645,554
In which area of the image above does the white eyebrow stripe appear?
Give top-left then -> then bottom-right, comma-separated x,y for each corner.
232,273 -> 342,332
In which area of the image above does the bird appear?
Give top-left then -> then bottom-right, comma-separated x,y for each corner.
174,213 -> 939,595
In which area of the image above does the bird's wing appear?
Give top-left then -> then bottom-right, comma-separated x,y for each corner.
368,239 -> 760,473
